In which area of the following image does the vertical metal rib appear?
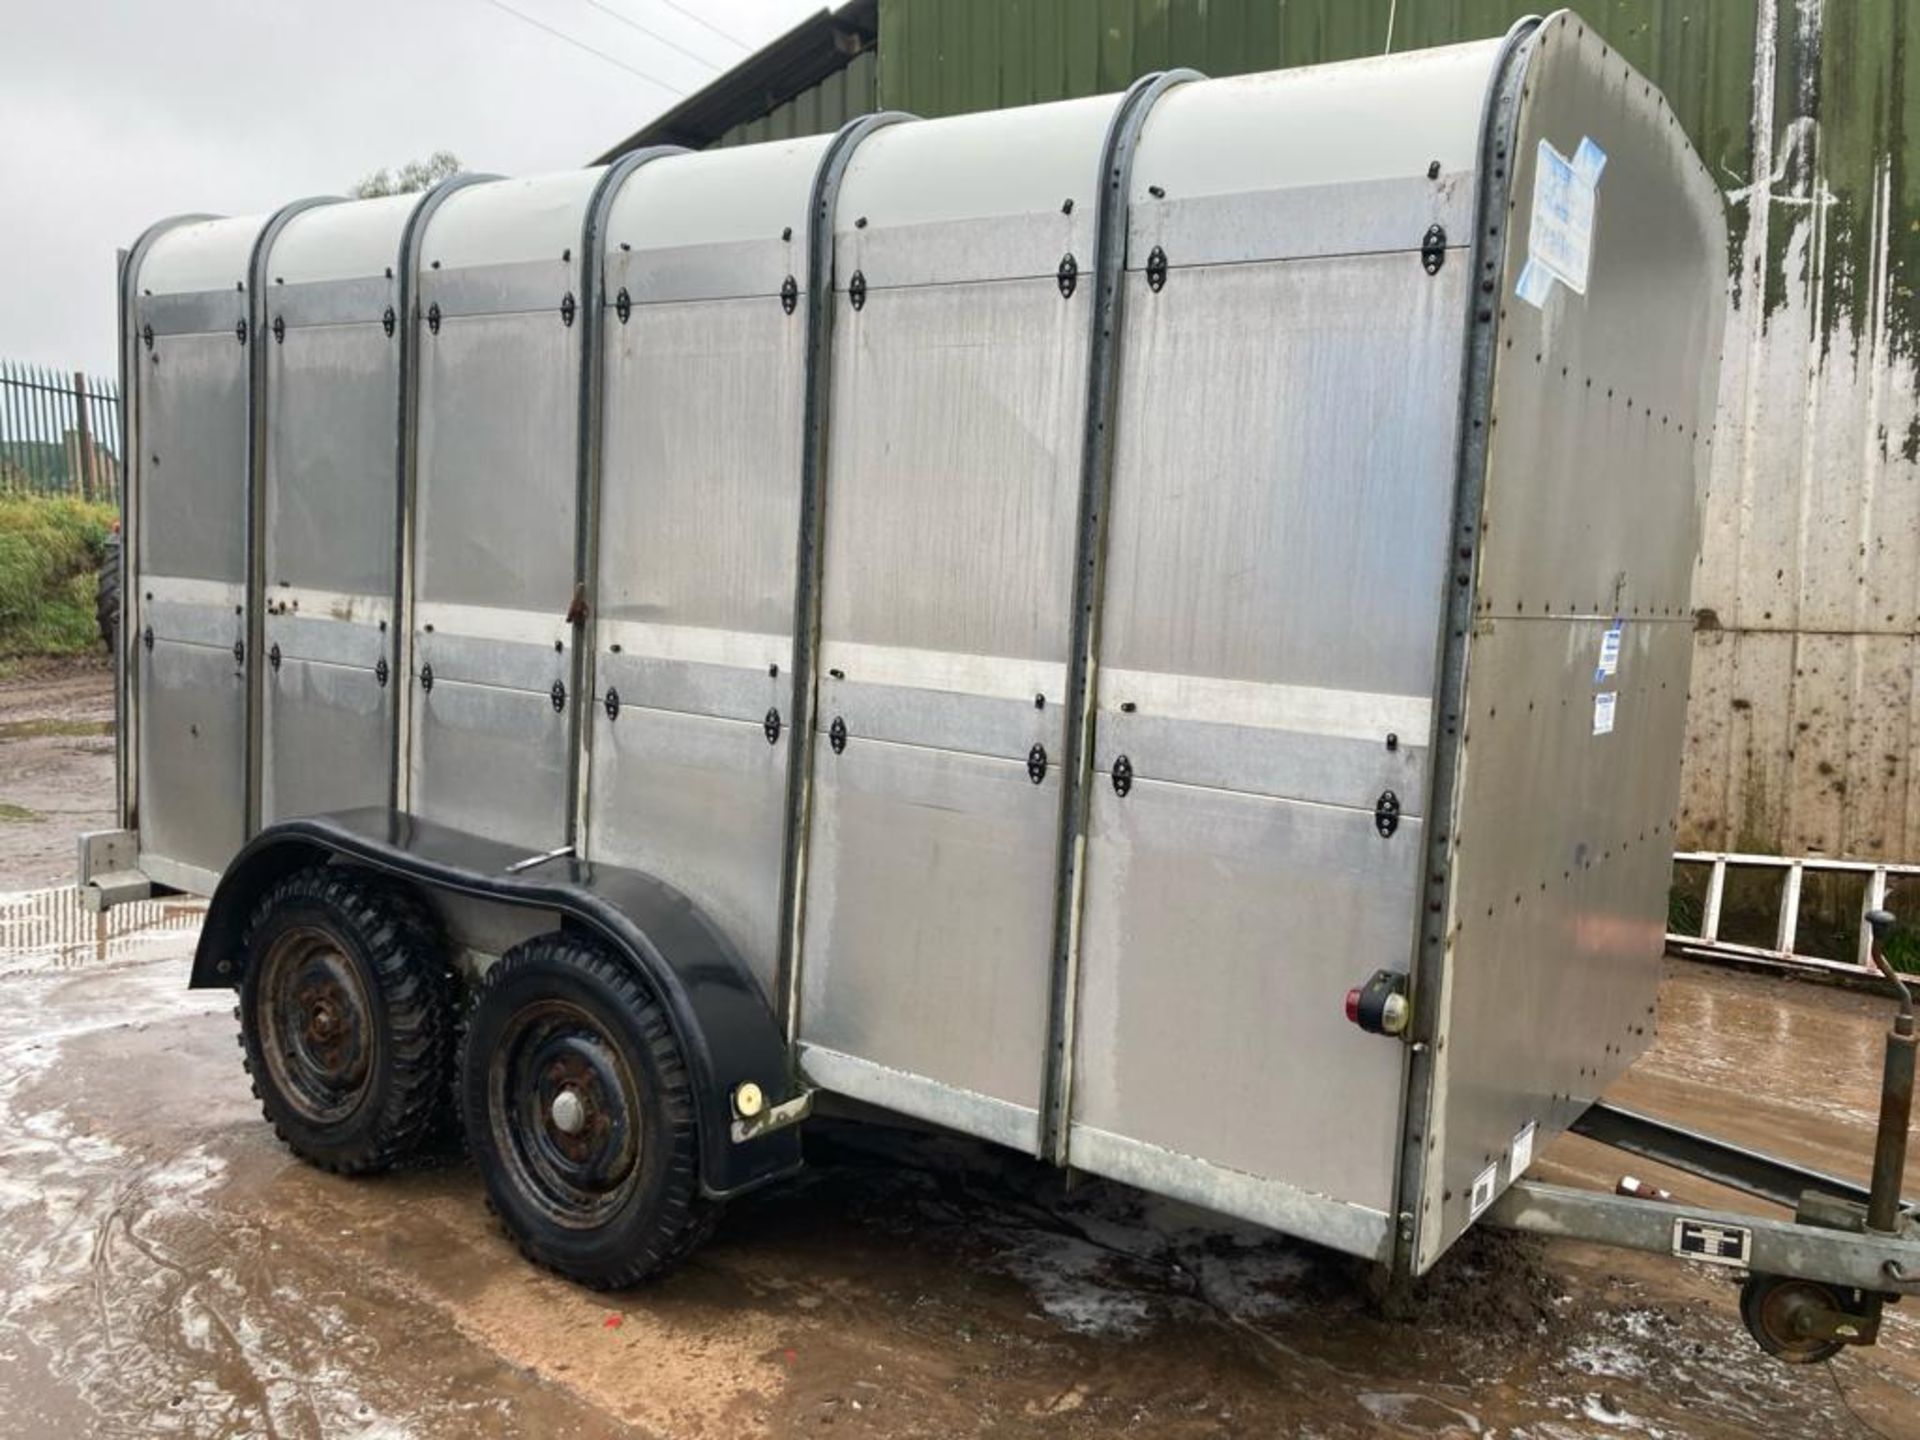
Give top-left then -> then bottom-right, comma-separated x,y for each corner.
115,214 -> 217,838
1391,14 -> 1542,1283
390,172 -> 498,816
774,110 -> 914,1047
245,196 -> 341,838
569,146 -> 686,850
1037,68 -> 1203,1167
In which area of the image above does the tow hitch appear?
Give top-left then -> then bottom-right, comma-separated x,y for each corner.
1487,908 -> 1920,1362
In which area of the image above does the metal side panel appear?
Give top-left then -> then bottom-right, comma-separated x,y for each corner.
1070,774 -> 1414,1237
259,302 -> 403,826
133,321 -> 251,879
1065,240 -> 1464,1226
408,677 -> 570,848
798,734 -> 1059,1139
262,318 -> 399,601
408,301 -> 580,845
589,704 -> 788,1001
140,330 -> 249,588
137,639 -> 247,875
586,288 -> 806,987
1414,13 -> 1729,1273
262,655 -> 393,824
793,266 -> 1093,1136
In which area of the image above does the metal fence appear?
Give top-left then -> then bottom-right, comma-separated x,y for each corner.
0,361 -> 120,504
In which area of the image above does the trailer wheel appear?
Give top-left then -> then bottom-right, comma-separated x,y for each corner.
96,530 -> 120,651
238,866 -> 454,1174
460,933 -> 710,1288
1739,1273 -> 1849,1364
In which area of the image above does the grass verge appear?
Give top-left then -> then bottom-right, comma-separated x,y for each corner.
0,495 -> 113,659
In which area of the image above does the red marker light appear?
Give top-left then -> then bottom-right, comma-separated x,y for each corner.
1344,987 -> 1363,1025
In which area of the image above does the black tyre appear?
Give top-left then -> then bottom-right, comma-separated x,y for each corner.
239,865 -> 455,1174
460,934 -> 710,1288
96,530 -> 120,651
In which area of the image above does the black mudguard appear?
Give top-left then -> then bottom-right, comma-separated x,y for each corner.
192,808 -> 803,1198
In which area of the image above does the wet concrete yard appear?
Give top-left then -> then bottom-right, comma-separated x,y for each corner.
5,665 -> 1920,1437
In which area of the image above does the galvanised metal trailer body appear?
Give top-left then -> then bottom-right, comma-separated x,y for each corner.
90,11 -> 1920,1358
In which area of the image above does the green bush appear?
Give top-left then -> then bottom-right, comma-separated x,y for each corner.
0,495 -> 115,657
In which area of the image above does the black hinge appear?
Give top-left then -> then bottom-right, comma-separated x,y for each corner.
615,287 -> 631,324
419,663 -> 434,692
550,679 -> 567,712
271,315 -> 285,345
141,323 -> 154,351
1112,754 -> 1133,797
780,275 -> 798,315
1375,790 -> 1402,838
268,642 -> 281,671
141,625 -> 154,651
234,318 -> 249,346
375,656 -> 389,687
1057,253 -> 1078,299
426,302 -> 441,335
1027,743 -> 1048,784
1421,224 -> 1447,275
604,688 -> 620,721
382,306 -> 396,338
829,715 -> 847,753
560,292 -> 577,327
1145,246 -> 1168,292
848,271 -> 866,311
232,638 -> 245,665
764,707 -> 783,745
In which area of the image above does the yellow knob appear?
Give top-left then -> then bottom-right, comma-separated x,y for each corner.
734,1081 -> 765,1119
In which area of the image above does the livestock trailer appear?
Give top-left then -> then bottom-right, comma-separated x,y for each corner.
86,10 -> 1920,1361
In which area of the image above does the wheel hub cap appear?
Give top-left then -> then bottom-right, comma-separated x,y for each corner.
550,1087 -> 586,1135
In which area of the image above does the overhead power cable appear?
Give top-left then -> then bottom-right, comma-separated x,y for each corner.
650,0 -> 752,51
578,0 -> 729,69
476,0 -> 686,92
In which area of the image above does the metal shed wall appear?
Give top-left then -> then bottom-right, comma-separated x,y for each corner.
714,48 -> 879,148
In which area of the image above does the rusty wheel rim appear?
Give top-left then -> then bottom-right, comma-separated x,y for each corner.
258,925 -> 376,1125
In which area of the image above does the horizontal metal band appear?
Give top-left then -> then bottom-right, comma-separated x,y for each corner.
141,574 -> 245,610
606,236 -> 797,308
837,210 -> 1098,292
817,639 -> 1067,705
415,600 -> 571,649
599,619 -> 786,671
1093,707 -> 1427,816
1128,173 -> 1474,271
262,585 -> 392,626
1098,667 -> 1430,743
263,611 -> 389,669
821,674 -> 1062,762
1067,1122 -> 1392,1262
264,276 -> 394,329
798,1044 -> 1040,1155
418,257 -> 578,320
139,288 -> 247,338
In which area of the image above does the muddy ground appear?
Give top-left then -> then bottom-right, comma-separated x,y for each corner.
4,661 -> 1920,1438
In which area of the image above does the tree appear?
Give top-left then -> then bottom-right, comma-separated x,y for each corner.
350,151 -> 462,199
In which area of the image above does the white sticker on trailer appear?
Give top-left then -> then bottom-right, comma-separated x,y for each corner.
1468,1163 -> 1499,1219
1510,1121 -> 1537,1179
1592,691 -> 1617,736
1594,619 -> 1623,682
1516,136 -> 1607,309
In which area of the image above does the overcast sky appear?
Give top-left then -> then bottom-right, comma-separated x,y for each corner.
0,0 -> 823,378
